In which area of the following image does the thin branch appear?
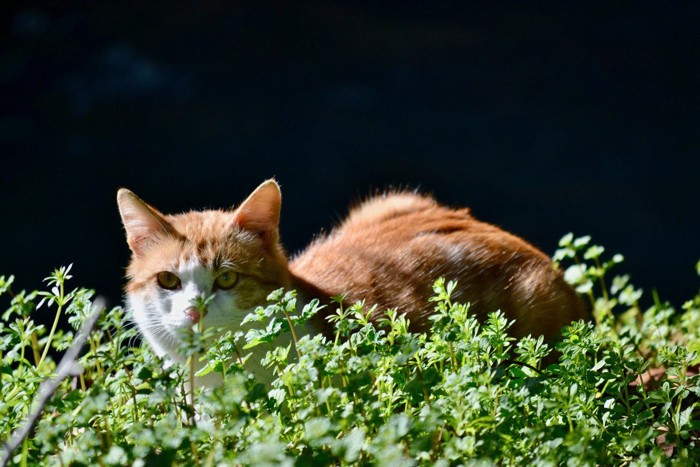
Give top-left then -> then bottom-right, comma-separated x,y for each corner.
0,298 -> 105,467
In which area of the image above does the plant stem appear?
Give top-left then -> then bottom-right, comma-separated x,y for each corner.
414,361 -> 431,407
29,332 -> 41,366
283,309 -> 302,359
20,438 -> 27,467
38,281 -> 65,369
594,258 -> 612,322
189,354 -> 196,426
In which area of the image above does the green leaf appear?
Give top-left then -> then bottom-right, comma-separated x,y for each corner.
558,232 -> 574,247
0,275 -> 14,296
584,245 -> 605,260
573,235 -> 591,249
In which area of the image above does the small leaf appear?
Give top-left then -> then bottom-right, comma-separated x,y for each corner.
0,275 -> 14,295
304,417 -> 331,439
569,382 -> 578,398
558,232 -> 574,247
573,235 -> 591,249
584,245 -> 605,260
564,264 -> 587,285
591,358 -> 606,372
611,275 -> 630,295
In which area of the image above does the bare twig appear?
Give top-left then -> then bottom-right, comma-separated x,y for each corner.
0,298 -> 105,467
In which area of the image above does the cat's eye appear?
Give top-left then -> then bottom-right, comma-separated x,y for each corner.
214,270 -> 239,290
156,271 -> 181,290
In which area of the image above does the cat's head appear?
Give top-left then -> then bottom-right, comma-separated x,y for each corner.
117,179 -> 289,361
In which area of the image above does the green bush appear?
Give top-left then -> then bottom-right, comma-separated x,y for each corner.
1,235 -> 699,466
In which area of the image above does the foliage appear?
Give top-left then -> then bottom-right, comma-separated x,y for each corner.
1,235 -> 699,466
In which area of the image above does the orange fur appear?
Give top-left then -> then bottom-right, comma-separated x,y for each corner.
121,207 -> 292,313
291,191 -> 588,341
119,180 -> 588,352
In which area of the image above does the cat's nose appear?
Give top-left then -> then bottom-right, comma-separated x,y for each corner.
185,307 -> 201,324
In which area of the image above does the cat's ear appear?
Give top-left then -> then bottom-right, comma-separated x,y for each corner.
233,179 -> 282,246
117,189 -> 175,256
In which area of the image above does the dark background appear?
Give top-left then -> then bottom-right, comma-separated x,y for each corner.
2,2 -> 699,315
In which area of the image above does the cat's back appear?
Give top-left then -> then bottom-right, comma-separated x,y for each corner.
339,191 -> 442,229
293,191 -> 532,264
290,191 -> 587,340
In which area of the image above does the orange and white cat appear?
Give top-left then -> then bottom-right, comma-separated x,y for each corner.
118,180 -> 587,383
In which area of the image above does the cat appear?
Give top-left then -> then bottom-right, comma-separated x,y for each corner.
117,179 -> 588,385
